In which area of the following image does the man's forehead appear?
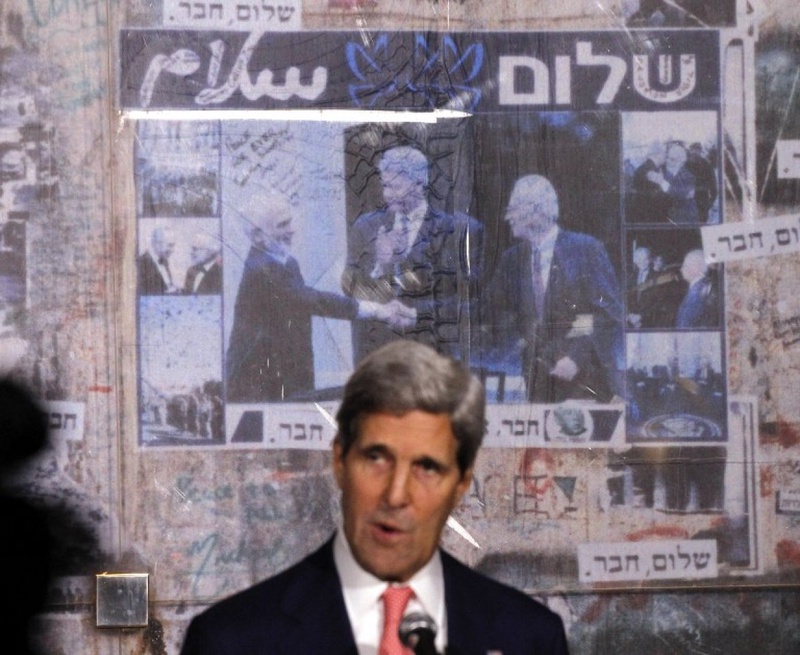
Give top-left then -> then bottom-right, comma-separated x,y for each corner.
255,212 -> 289,231
355,411 -> 457,448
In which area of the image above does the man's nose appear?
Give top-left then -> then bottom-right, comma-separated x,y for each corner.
384,465 -> 412,508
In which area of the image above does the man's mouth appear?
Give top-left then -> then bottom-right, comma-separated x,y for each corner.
370,519 -> 409,540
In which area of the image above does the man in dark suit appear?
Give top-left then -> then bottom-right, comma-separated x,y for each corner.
184,232 -> 222,295
226,196 -> 413,403
183,340 -> 568,654
489,175 -> 624,403
626,246 -> 656,328
627,140 -> 669,223
676,249 -> 720,329
341,146 -> 483,363
646,142 -> 699,225
685,142 -> 717,224
137,226 -> 179,295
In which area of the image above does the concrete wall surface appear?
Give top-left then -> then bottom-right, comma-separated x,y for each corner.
1,0 -> 800,653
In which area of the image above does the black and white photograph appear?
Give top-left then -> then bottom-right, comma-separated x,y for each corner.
626,330 -> 726,441
623,111 -> 720,225
625,227 -> 722,330
136,120 -> 221,218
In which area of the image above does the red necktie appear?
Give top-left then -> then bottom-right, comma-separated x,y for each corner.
379,586 -> 414,655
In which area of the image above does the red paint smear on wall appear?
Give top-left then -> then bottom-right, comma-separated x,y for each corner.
761,420 -> 800,448
89,385 -> 113,393
760,465 -> 774,499
580,596 -> 610,623
775,539 -> 800,567
626,526 -> 689,541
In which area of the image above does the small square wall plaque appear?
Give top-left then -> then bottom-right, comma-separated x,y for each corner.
96,573 -> 149,628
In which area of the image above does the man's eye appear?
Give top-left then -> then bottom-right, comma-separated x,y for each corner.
417,459 -> 442,475
364,449 -> 386,463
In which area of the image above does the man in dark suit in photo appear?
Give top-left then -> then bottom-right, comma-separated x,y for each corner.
627,140 -> 670,223
184,232 -> 222,295
647,142 -> 699,225
182,340 -> 569,654
341,145 -> 483,363
226,196 -> 413,403
676,249 -> 720,329
138,226 -> 179,295
626,246 -> 656,328
489,175 -> 624,403
685,142 -> 718,224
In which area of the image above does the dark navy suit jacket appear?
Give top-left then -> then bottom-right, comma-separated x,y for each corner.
676,275 -> 719,328
226,247 -> 358,402
488,229 -> 624,403
663,165 -> 699,225
138,251 -> 173,295
184,261 -> 222,295
180,537 -> 569,655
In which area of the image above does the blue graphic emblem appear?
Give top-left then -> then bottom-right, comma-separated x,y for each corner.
346,34 -> 484,110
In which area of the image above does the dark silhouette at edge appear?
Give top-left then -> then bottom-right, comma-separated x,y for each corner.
0,378 -> 53,654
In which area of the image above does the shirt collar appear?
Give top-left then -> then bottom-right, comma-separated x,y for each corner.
149,248 -> 168,267
333,530 -> 444,624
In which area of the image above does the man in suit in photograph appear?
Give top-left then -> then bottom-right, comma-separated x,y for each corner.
182,340 -> 569,655
647,142 -> 699,225
676,249 -> 720,329
137,226 -> 179,295
341,145 -> 483,363
184,232 -> 222,295
685,142 -> 718,224
489,175 -> 624,403
627,140 -> 670,223
226,196 -> 413,403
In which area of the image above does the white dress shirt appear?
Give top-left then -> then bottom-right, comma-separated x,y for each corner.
534,225 -> 559,287
333,530 -> 448,654
400,201 -> 428,253
190,260 -> 216,293
148,248 -> 177,293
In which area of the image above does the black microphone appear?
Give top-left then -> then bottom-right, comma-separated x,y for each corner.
398,611 -> 439,655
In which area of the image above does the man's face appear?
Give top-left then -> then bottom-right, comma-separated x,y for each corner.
633,248 -> 652,271
666,146 -> 686,172
649,147 -> 666,167
255,213 -> 295,255
333,410 -> 472,582
381,169 -> 425,215
154,231 -> 177,260
680,253 -> 704,283
190,241 -> 217,267
505,197 -> 551,247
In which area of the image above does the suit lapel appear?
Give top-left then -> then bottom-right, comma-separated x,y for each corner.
546,231 -> 568,319
276,539 -> 358,655
442,552 -> 491,655
516,242 -> 538,330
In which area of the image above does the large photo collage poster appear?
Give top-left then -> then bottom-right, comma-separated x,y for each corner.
123,28 -> 757,585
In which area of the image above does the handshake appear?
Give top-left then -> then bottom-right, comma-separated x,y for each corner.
358,299 -> 417,328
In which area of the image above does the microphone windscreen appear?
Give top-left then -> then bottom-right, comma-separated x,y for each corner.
398,611 -> 437,648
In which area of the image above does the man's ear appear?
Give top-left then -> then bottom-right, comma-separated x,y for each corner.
332,435 -> 344,489
455,467 -> 473,501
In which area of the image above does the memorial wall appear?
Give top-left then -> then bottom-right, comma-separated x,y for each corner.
1,0 -> 799,652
